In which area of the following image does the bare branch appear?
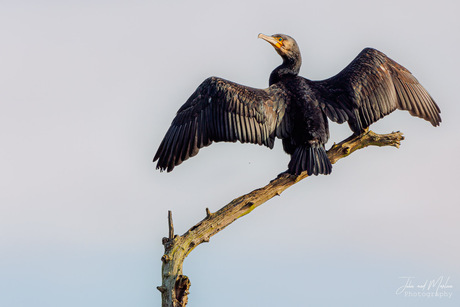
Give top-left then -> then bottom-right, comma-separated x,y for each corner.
168,210 -> 174,240
157,130 -> 404,306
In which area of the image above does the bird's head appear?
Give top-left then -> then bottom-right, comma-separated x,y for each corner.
258,33 -> 301,63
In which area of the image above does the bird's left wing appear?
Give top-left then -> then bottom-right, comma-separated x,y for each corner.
307,48 -> 441,133
154,77 -> 289,172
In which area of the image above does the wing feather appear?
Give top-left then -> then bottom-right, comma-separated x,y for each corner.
309,48 -> 441,133
154,76 -> 288,172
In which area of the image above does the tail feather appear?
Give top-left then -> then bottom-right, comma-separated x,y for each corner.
288,144 -> 332,176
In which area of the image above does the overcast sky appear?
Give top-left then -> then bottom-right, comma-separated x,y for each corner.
1,0 -> 459,306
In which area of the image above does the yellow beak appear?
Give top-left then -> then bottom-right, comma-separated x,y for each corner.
258,33 -> 282,48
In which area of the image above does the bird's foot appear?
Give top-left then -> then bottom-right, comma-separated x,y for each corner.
353,127 -> 369,136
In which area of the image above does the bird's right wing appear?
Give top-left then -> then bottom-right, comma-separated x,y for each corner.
153,77 -> 289,172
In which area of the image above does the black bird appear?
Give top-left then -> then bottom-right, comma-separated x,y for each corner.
154,33 -> 441,175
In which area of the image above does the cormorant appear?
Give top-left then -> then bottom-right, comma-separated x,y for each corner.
153,33 -> 441,175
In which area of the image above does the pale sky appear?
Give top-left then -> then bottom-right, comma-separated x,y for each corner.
1,0 -> 459,306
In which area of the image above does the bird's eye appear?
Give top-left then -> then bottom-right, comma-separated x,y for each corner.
278,38 -> 283,42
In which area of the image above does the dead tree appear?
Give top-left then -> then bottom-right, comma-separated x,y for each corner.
157,130 -> 404,307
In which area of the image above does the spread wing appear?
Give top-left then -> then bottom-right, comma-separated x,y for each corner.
153,76 -> 290,172
308,48 -> 441,133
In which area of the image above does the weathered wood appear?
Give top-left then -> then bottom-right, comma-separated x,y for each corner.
168,211 -> 174,240
157,130 -> 404,306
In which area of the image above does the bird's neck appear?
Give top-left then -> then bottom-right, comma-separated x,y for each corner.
269,56 -> 301,85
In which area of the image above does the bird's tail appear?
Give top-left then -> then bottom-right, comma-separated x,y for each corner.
288,144 -> 332,176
